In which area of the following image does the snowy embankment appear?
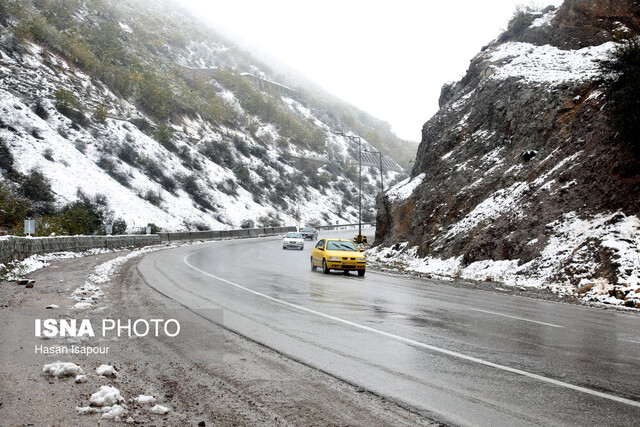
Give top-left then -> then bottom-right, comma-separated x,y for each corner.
368,212 -> 640,308
0,243 -> 175,309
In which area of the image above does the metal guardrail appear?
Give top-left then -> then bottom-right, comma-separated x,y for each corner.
0,235 -> 161,265
157,226 -> 297,243
0,223 -> 374,265
312,222 -> 375,231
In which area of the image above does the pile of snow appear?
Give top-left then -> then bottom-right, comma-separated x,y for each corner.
150,404 -> 171,415
76,404 -> 128,421
42,362 -> 84,378
75,374 -> 88,383
134,395 -> 157,405
369,212 -> 640,308
95,364 -> 118,377
89,385 -> 124,407
101,404 -> 127,421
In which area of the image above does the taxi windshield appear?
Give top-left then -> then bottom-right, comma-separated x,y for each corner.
326,241 -> 357,251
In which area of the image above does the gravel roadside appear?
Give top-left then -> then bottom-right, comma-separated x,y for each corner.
0,246 -> 438,426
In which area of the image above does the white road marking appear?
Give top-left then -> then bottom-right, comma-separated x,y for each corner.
183,253 -> 640,409
467,307 -> 564,328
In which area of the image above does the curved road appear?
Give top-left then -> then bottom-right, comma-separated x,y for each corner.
138,228 -> 640,426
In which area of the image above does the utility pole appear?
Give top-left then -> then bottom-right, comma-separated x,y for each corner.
333,131 -> 362,241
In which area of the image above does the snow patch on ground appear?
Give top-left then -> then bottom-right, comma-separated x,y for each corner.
134,395 -> 157,405
71,244 -> 174,309
90,385 -> 124,407
42,362 -> 84,378
1,249 -> 111,281
101,404 -> 128,421
150,404 -> 171,415
96,364 -> 118,377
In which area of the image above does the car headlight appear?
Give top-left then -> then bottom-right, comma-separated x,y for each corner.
328,256 -> 340,261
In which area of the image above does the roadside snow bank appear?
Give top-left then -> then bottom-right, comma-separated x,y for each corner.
1,249 -> 111,281
71,244 -> 174,309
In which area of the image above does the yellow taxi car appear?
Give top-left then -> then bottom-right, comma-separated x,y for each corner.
311,238 -> 366,276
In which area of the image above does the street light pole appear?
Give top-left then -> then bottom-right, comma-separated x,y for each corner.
333,131 -> 362,240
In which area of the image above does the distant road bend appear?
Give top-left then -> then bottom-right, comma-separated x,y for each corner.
138,228 -> 640,426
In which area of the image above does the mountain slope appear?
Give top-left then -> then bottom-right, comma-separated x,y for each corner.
0,0 -> 412,234
374,0 -> 640,308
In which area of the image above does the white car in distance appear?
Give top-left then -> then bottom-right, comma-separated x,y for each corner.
283,232 -> 304,250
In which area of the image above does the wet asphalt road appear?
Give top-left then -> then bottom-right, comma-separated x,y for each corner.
138,228 -> 640,426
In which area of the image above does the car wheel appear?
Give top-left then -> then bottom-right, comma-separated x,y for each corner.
322,259 -> 330,274
283,246 -> 286,250
301,245 -> 304,250
358,269 -> 365,277
311,257 -> 317,271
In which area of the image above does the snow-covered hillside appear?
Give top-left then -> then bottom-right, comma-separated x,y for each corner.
0,0 -> 407,232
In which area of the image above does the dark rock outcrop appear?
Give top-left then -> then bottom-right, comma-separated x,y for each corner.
375,0 -> 640,296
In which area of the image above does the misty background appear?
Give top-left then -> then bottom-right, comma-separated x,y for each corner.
173,0 -> 564,142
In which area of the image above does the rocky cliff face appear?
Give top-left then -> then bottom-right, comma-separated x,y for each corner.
374,0 -> 640,307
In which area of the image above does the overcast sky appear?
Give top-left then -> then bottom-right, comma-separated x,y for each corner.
173,0 -> 564,142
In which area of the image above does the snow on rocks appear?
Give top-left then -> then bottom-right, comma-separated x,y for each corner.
149,404 -> 171,415
89,385 -> 124,407
369,211 -> 640,308
486,41 -> 617,84
42,362 -> 84,378
386,173 -> 425,203
441,181 -> 530,241
95,364 -> 118,378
